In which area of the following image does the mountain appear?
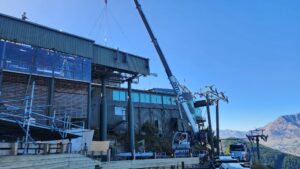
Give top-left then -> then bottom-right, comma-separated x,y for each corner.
220,129 -> 247,139
261,113 -> 300,156
222,139 -> 300,169
220,113 -> 300,156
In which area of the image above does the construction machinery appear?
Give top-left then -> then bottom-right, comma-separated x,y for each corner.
133,0 -> 205,157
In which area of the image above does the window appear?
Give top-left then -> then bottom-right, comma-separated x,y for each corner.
114,107 -> 126,120
112,90 -> 126,101
171,97 -> 177,105
140,93 -> 150,103
151,94 -> 162,104
132,92 -> 139,102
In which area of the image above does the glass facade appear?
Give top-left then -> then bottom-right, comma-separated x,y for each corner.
0,41 -> 91,82
113,90 -> 126,101
151,94 -> 162,104
112,89 -> 176,105
140,93 -> 150,103
132,92 -> 139,102
163,96 -> 177,105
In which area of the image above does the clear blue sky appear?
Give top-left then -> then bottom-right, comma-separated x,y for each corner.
1,0 -> 299,131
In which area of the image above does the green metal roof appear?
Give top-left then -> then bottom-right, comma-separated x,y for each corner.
0,13 -> 150,75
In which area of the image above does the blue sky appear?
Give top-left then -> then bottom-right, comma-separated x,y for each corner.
0,0 -> 299,131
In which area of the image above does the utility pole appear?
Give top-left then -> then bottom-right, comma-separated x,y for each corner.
196,86 -> 228,158
246,129 -> 268,163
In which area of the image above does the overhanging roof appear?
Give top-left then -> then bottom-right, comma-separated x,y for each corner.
0,13 -> 150,75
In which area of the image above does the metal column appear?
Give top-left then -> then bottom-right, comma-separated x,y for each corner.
87,83 -> 92,129
100,78 -> 107,141
216,99 -> 220,156
127,80 -> 135,159
205,95 -> 214,158
47,78 -> 55,124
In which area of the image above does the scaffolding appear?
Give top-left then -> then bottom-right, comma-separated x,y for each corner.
0,81 -> 84,154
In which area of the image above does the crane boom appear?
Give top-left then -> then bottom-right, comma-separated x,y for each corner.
134,0 -> 199,133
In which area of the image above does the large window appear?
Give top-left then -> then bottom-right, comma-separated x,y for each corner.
112,90 -> 126,101
1,41 -> 91,82
163,96 -> 177,105
151,94 -> 162,104
140,93 -> 150,103
114,106 -> 126,120
132,92 -> 139,102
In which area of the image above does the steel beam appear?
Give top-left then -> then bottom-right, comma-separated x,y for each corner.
100,78 -> 107,140
87,83 -> 92,129
47,78 -> 55,124
127,80 -> 135,159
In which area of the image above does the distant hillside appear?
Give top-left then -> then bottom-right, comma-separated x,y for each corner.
261,113 -> 300,156
220,113 -> 300,156
221,139 -> 300,169
220,129 -> 247,139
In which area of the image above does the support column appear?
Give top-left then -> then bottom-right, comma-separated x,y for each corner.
205,95 -> 214,159
256,137 -> 260,162
100,78 -> 107,141
87,83 -> 92,129
216,99 -> 220,156
47,78 -> 55,124
127,80 -> 135,159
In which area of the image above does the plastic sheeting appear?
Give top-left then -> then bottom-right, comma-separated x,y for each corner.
1,41 -> 91,82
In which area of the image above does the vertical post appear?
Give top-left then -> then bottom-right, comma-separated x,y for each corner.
47,78 -> 55,124
24,81 -> 35,154
205,95 -> 214,159
256,137 -> 260,162
216,99 -> 220,156
128,80 -> 135,159
87,83 -> 92,129
100,78 -> 107,140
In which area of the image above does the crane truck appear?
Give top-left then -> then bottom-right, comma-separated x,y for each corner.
133,0 -> 206,157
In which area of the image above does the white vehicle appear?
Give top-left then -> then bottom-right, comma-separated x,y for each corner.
229,144 -> 248,161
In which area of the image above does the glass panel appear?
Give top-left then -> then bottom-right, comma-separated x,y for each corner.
140,93 -> 150,103
132,92 -> 139,102
113,90 -> 120,101
4,42 -> 34,73
156,95 -> 162,104
114,107 -> 126,120
119,91 -> 126,101
171,97 -> 177,105
151,95 -> 157,104
163,96 -> 171,105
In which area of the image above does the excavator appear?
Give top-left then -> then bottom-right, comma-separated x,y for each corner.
133,0 -> 207,157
